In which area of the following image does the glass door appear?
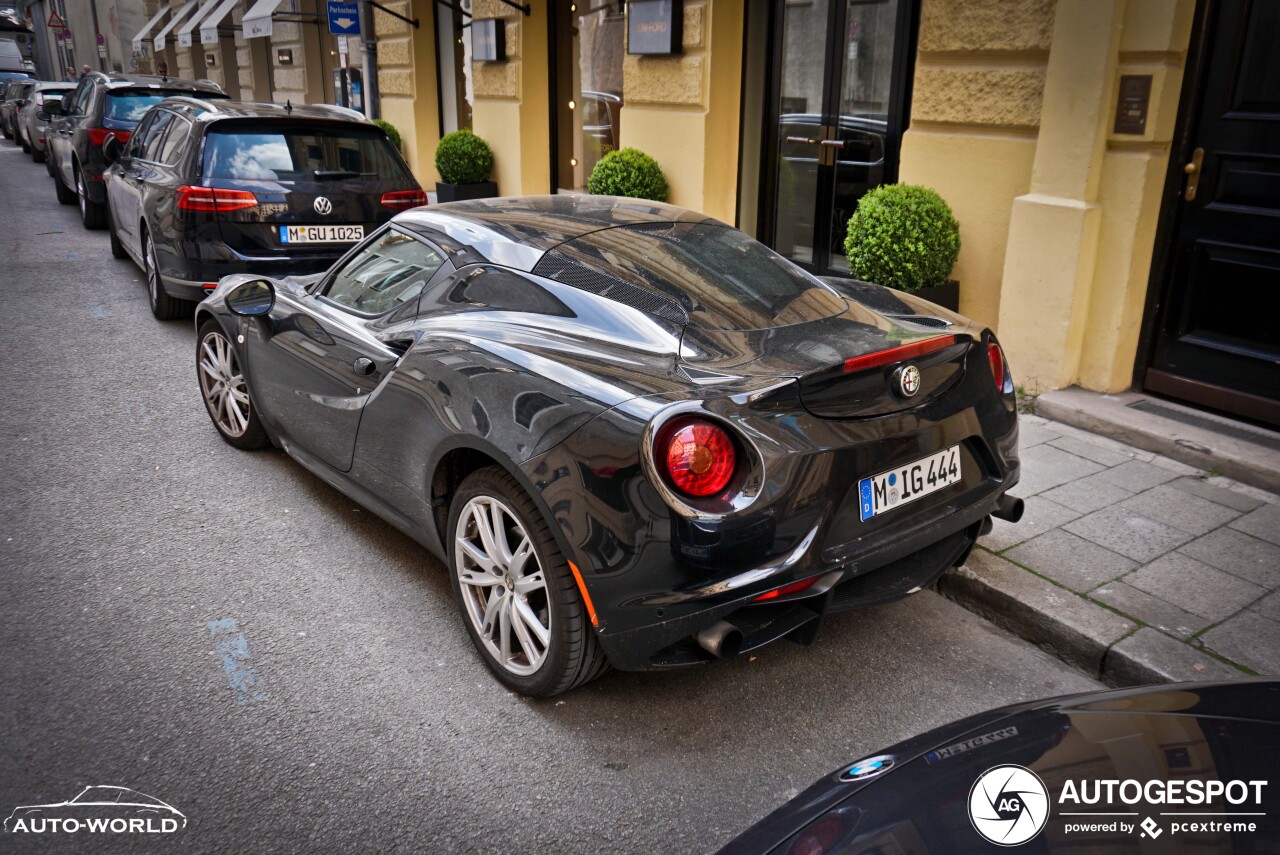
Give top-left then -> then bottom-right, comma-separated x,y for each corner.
764,0 -> 914,275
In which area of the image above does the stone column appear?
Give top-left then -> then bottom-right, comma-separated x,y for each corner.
996,0 -> 1124,392
619,1 -> 742,221
374,0 -> 441,182
470,0 -> 550,196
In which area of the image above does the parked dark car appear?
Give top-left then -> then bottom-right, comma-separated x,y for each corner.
45,72 -> 226,230
716,680 -> 1280,854
0,76 -> 30,139
192,195 -> 1022,698
18,80 -> 72,162
103,97 -> 425,320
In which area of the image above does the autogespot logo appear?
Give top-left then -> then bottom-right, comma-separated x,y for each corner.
969,764 -> 1051,846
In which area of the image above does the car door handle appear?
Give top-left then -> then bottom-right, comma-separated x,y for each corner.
353,357 -> 376,376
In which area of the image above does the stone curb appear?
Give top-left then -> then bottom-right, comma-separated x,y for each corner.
939,551 -> 1251,685
1037,388 -> 1280,494
937,551 -> 1134,676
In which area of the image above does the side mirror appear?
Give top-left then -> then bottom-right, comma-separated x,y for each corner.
225,279 -> 275,316
43,100 -> 62,116
101,133 -> 122,164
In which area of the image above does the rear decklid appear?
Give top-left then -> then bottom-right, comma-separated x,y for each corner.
538,221 -> 976,418
199,118 -> 423,260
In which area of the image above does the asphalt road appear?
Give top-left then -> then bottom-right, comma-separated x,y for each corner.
0,142 -> 1101,854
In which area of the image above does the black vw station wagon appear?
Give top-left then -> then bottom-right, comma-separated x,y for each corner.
45,72 -> 228,230
102,98 -> 426,319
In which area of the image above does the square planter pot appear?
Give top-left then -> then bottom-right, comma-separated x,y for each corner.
436,181 -> 498,203
910,279 -> 959,312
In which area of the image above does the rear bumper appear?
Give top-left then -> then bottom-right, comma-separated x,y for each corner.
595,499 -> 993,671
159,243 -> 343,301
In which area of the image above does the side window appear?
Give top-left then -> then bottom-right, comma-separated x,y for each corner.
126,112 -> 155,158
158,116 -> 190,165
324,229 -> 447,315
65,80 -> 89,115
139,111 -> 175,162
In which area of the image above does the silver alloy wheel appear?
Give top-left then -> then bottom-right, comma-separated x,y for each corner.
197,329 -> 252,437
454,496 -> 551,677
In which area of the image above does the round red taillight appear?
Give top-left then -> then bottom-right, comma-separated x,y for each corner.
662,419 -> 736,498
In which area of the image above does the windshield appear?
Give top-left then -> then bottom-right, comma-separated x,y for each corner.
202,125 -> 410,181
552,223 -> 847,330
105,90 -> 206,123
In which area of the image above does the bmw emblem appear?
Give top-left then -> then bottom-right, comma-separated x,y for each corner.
313,196 -> 333,215
896,364 -> 922,398
841,755 -> 895,782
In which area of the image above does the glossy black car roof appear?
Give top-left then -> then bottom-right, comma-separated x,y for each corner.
395,195 -> 723,271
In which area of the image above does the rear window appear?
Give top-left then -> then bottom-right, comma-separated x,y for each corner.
105,90 -> 208,123
202,125 -> 409,181
547,223 -> 847,330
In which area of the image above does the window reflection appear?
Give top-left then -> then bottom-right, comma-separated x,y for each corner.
203,128 -> 408,181
326,231 -> 446,315
553,0 -> 625,192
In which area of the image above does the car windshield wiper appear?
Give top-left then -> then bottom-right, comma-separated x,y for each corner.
313,169 -> 363,180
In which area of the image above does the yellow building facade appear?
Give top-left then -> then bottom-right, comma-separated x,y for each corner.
373,0 -> 1278,426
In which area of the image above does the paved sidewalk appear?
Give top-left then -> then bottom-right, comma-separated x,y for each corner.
940,413 -> 1280,683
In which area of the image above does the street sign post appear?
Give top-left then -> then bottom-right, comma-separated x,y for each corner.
47,10 -> 66,29
327,1 -> 359,35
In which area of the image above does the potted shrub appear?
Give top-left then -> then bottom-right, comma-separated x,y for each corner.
843,183 -> 961,311
373,118 -> 402,152
434,129 -> 497,202
587,148 -> 669,202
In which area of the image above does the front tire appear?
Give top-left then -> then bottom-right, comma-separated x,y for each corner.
448,466 -> 610,697
197,319 -> 269,450
76,167 -> 107,229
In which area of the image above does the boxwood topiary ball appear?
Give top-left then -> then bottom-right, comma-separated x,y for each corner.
373,118 -> 402,151
435,129 -> 494,185
843,184 -> 960,292
587,148 -> 669,203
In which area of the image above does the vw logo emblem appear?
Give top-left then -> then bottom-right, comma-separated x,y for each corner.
313,197 -> 333,215
896,364 -> 922,398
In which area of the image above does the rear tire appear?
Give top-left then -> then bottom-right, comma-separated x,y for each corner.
448,466 -> 611,697
76,167 -> 106,230
106,201 -> 127,259
19,131 -> 30,154
32,145 -> 45,163
144,229 -> 190,320
197,319 -> 270,450
53,168 -> 75,204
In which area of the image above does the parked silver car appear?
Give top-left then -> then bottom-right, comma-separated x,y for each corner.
17,80 -> 72,162
0,76 -> 29,140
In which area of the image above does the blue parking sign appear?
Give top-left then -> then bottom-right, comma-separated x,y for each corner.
327,1 -> 360,35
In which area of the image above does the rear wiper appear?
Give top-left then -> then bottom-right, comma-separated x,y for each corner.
313,169 -> 362,180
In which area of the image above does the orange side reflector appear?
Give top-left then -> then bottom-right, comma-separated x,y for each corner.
567,561 -> 599,628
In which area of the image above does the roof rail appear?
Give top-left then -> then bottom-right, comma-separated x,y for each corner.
159,95 -> 223,114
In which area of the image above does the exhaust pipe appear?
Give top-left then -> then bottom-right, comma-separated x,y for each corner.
695,620 -> 744,660
992,494 -> 1025,523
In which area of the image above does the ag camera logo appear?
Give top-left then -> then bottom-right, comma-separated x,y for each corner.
969,764 -> 1050,846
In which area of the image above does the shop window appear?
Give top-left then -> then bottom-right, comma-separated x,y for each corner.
552,0 -> 625,193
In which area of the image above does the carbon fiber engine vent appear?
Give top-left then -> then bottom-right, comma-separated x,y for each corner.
890,314 -> 953,328
533,250 -> 690,325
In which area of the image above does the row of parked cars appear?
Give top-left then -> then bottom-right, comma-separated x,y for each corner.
4,70 -> 425,319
